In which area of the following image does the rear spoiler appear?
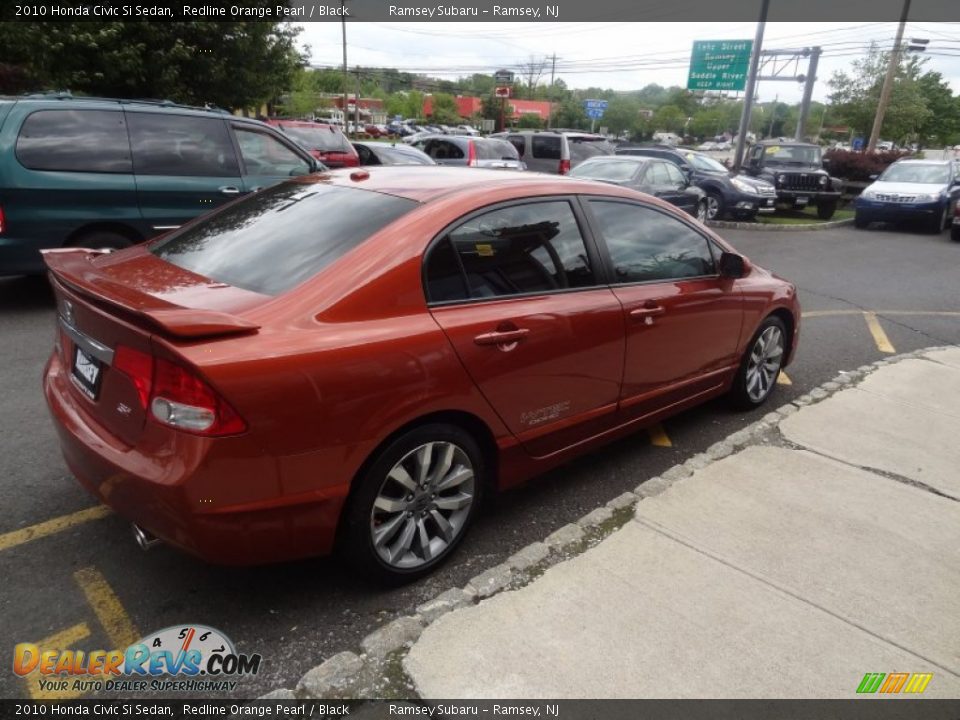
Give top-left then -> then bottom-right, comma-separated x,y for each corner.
42,248 -> 260,340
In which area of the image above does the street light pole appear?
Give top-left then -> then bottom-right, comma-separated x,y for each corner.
867,0 -> 910,153
733,0 -> 770,171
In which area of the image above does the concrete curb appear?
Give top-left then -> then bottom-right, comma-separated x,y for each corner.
265,344 -> 956,701
707,217 -> 855,232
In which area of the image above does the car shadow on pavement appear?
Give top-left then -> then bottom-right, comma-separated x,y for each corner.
0,276 -> 54,312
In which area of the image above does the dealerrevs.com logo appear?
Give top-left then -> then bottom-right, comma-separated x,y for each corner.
13,625 -> 261,694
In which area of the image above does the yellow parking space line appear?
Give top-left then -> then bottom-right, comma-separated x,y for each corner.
777,370 -> 793,386
25,623 -> 92,700
74,567 -> 140,650
647,423 -> 673,448
863,312 -> 896,354
0,505 -> 111,553
803,309 -> 960,318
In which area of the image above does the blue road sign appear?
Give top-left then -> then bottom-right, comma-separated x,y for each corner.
584,99 -> 608,119
852,137 -> 864,151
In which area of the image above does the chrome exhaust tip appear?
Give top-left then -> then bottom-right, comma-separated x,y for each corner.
132,523 -> 161,551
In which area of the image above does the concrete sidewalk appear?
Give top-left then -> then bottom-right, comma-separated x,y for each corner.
404,348 -> 960,699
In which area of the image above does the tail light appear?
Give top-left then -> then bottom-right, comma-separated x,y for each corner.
113,346 -> 246,436
467,140 -> 478,167
559,159 -> 571,175
0,205 -> 5,234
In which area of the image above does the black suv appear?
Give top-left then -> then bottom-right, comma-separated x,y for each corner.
742,140 -> 842,219
616,145 -> 776,221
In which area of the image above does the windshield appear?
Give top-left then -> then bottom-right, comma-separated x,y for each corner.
570,159 -> 639,182
762,144 -> 821,165
687,153 -> 728,173
278,124 -> 351,153
879,163 -> 950,185
151,182 -> 417,295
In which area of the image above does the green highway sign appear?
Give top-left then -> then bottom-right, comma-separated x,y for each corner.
687,40 -> 753,91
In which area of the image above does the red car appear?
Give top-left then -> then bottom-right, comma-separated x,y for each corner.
265,119 -> 359,168
43,167 -> 799,582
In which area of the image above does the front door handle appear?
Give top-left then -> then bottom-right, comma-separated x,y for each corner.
219,186 -> 241,195
629,306 -> 665,321
474,328 -> 530,346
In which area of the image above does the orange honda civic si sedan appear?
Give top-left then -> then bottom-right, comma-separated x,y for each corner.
43,166 -> 799,582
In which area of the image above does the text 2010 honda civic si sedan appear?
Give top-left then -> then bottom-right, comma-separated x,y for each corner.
43,167 -> 800,582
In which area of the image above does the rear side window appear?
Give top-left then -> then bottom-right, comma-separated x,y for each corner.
425,200 -> 596,303
16,110 -> 132,173
151,183 -> 417,295
423,140 -> 464,160
569,139 -> 612,163
127,113 -> 239,177
532,136 -> 561,160
475,139 -> 519,161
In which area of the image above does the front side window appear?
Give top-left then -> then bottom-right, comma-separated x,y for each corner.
646,162 -> 671,185
152,183 -> 416,296
234,127 -> 311,177
426,201 -> 596,303
423,140 -> 464,161
128,113 -> 239,177
588,200 -> 716,283
16,109 -> 131,173
664,163 -> 687,186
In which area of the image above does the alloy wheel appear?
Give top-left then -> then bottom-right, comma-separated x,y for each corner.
370,441 -> 475,569
706,196 -> 721,220
745,325 -> 784,403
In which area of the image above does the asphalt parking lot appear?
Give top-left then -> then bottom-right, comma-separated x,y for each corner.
1,223 -> 958,699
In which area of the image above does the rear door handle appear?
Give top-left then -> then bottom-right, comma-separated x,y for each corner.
219,186 -> 241,195
474,328 -> 530,346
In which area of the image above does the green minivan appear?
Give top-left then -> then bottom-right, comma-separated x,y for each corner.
0,94 -> 322,275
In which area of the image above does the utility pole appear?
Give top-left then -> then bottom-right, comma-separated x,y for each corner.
768,93 -> 778,138
794,47 -> 821,141
734,0 -> 770,170
868,0 -> 910,153
355,69 -> 362,136
340,0 -> 348,135
547,53 -> 557,130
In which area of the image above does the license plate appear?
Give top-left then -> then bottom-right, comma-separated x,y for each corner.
71,346 -> 102,400
795,196 -> 809,205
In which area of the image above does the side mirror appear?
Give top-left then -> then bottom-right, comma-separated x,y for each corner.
719,252 -> 746,279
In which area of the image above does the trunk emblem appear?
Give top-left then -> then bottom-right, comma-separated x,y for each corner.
63,300 -> 75,325
116,403 -> 132,416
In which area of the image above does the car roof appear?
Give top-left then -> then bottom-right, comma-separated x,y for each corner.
9,92 -> 233,118
892,158 -> 950,165
268,119 -> 338,129
297,165 -> 634,203
756,139 -> 818,147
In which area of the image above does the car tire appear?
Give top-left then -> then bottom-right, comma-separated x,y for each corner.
816,201 -> 837,220
854,210 -> 870,229
925,205 -> 948,234
338,423 -> 485,585
705,191 -> 725,221
730,316 -> 788,410
68,230 -> 135,252
951,224 -> 960,242
695,199 -> 709,224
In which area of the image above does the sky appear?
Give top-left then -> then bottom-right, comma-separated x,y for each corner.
298,21 -> 960,104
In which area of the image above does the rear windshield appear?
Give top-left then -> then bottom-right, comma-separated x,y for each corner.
277,124 -> 351,153
475,139 -> 520,161
151,183 -> 417,295
569,137 -> 615,163
570,159 -> 640,182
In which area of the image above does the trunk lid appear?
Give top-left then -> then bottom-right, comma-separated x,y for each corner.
45,246 -> 264,446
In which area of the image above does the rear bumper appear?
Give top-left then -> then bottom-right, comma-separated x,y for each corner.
43,352 -> 346,565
